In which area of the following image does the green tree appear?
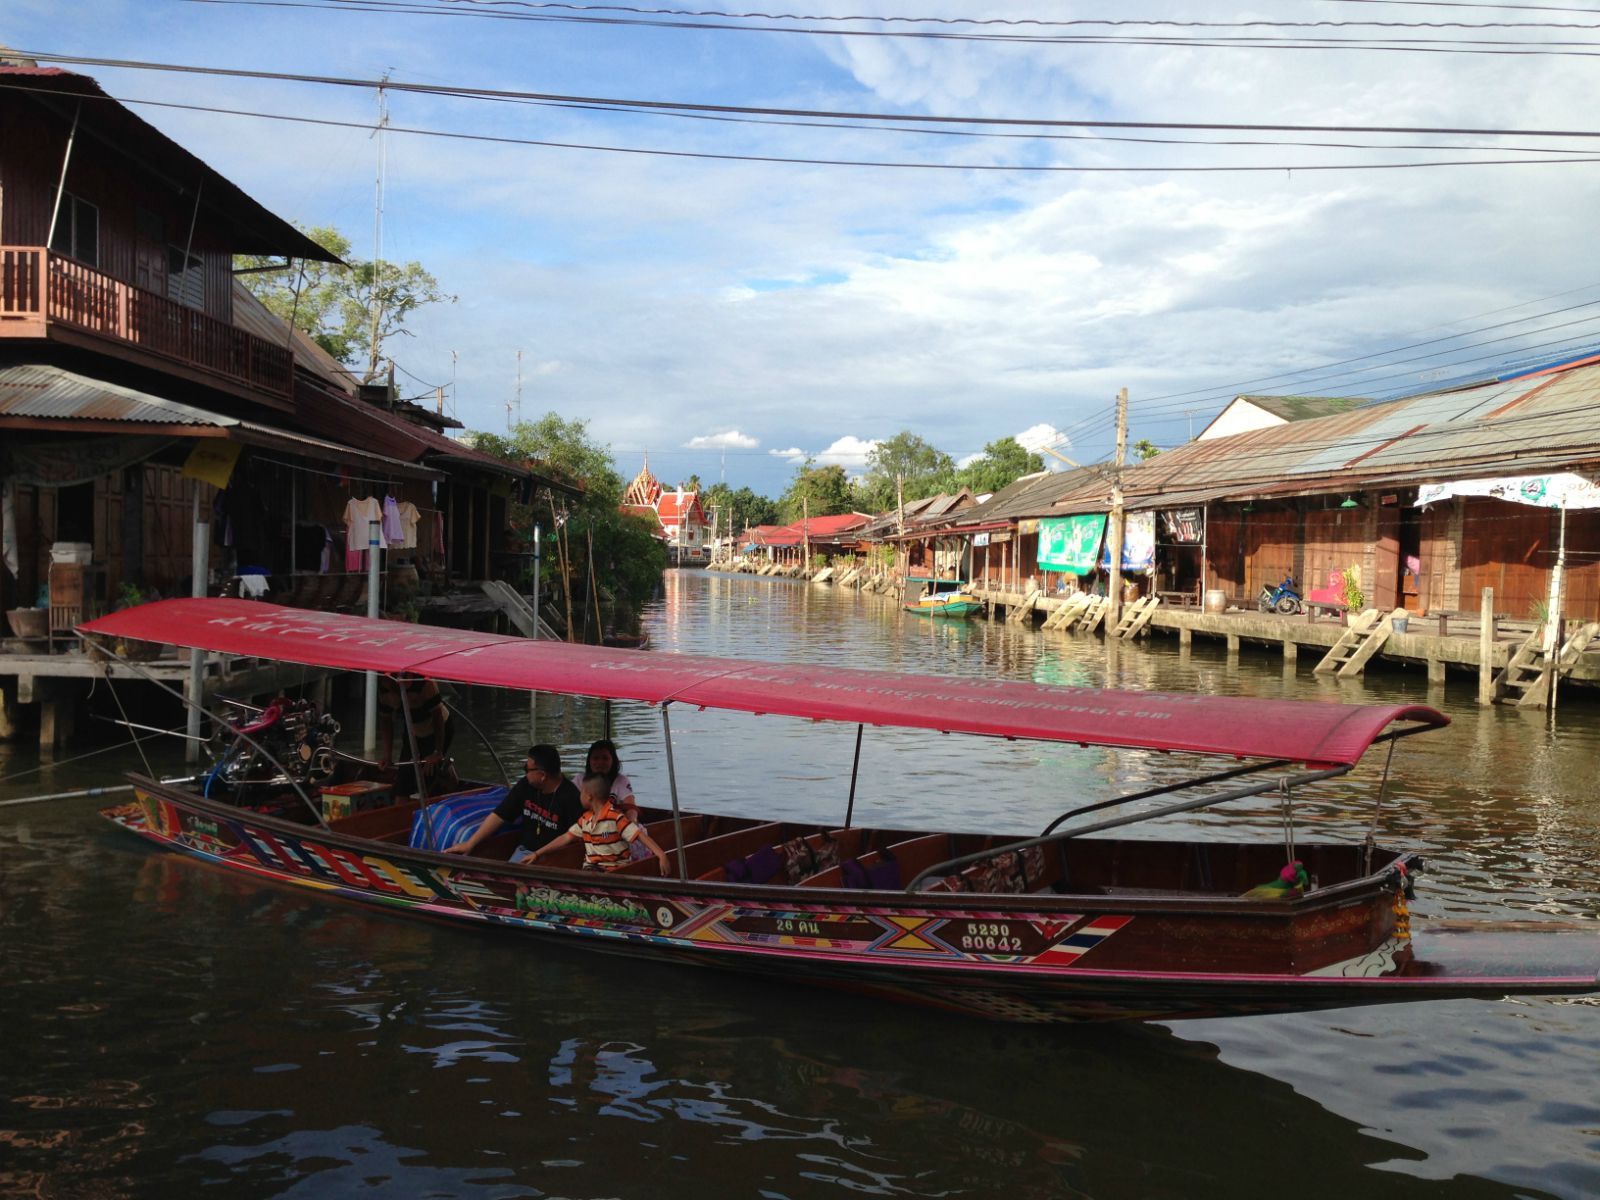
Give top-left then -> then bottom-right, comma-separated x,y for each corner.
235,224 -> 354,359
957,437 -> 1045,495
779,460 -> 857,523
470,415 -> 666,632
859,431 -> 956,511
235,222 -> 455,377
1133,439 -> 1162,461
345,259 -> 456,381
704,482 -> 778,536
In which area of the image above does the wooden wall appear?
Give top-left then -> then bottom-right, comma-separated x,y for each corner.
1457,498 -> 1600,622
0,96 -> 232,322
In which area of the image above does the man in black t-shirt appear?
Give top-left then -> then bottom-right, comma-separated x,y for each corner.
444,744 -> 581,862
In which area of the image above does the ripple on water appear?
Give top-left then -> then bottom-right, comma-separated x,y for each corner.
3,570 -> 1600,1199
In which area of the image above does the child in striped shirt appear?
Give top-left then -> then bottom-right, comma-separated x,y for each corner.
525,775 -> 670,875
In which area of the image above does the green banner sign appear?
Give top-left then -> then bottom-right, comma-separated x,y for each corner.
1037,514 -> 1106,573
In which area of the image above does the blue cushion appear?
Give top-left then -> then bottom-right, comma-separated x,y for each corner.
409,786 -> 508,850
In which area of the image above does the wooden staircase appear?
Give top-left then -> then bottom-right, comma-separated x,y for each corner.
1007,588 -> 1043,624
1042,593 -> 1089,631
481,580 -> 563,640
1113,595 -> 1162,639
1494,622 -> 1600,708
1076,596 -> 1113,634
1312,608 -> 1393,677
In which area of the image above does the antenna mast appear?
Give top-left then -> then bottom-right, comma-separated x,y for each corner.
366,73 -> 390,383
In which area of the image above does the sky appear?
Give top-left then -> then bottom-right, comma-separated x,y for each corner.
7,1 -> 1600,497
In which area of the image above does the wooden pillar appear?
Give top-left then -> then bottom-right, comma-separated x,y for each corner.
39,687 -> 75,753
1478,586 -> 1496,706
0,678 -> 17,741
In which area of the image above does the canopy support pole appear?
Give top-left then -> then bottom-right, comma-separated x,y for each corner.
441,687 -> 512,786
398,674 -> 441,850
185,488 -> 210,764
843,723 -> 863,829
604,698 -> 612,740
661,702 -> 687,880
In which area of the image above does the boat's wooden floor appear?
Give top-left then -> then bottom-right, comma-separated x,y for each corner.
320,792 -> 1393,899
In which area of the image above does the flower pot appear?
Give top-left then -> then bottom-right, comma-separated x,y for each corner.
5,607 -> 48,639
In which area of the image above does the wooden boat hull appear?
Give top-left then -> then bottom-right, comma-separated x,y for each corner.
106,777 -> 1599,1024
904,595 -> 983,618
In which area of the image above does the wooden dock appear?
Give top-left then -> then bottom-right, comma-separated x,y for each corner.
0,648 -> 335,752
971,587 -> 1600,694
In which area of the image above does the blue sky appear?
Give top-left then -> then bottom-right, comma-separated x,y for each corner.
7,1 -> 1600,497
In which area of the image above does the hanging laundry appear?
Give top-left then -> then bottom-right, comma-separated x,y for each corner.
382,494 -> 405,545
343,496 -> 387,551
434,511 -> 446,560
320,527 -> 334,575
396,500 -> 421,549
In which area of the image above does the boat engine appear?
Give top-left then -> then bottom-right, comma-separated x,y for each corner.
206,696 -> 341,801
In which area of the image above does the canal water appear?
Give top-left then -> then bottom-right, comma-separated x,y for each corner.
3,570 -> 1599,1199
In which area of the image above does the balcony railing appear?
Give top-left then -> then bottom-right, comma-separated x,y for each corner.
0,246 -> 292,398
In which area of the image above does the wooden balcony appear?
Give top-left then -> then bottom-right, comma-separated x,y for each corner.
0,246 -> 292,398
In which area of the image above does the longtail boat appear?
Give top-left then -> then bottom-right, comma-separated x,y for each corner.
81,599 -> 1600,1024
903,577 -> 984,618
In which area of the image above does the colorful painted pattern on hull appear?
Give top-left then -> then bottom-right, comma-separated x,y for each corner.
107,789 -> 1599,1024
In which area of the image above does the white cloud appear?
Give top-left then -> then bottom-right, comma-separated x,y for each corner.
814,436 -> 881,470
685,430 -> 759,450
1015,423 -> 1066,454
956,451 -> 983,469
29,1 -> 1600,497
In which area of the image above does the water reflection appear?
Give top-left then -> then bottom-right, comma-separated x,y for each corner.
3,570 -> 1600,1197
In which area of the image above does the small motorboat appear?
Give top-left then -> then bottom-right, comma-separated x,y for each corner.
903,576 -> 984,619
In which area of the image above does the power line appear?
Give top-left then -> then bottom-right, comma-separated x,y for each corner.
21,52 -> 1600,142
182,0 -> 1600,54
10,81 -> 1597,175
185,0 -> 1600,33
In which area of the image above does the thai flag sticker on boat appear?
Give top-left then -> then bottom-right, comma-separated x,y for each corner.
1034,915 -> 1133,966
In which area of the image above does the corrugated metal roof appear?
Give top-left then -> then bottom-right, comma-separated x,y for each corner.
0,364 -> 231,426
1116,356 -> 1600,499
1240,395 -> 1366,422
0,364 -> 441,479
231,280 -> 359,395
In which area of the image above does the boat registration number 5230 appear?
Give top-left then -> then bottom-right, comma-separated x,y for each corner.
946,919 -> 1049,956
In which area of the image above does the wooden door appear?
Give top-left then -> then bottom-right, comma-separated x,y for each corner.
141,465 -> 196,594
1373,504 -> 1400,609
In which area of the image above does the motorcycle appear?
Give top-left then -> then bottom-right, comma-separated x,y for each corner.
1257,574 -> 1303,615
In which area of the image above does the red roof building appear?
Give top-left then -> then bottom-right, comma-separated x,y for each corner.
620,456 -> 712,561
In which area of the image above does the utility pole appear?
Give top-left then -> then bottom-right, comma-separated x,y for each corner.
366,75 -> 389,382
1107,386 -> 1129,630
803,495 -> 811,569
895,472 -> 906,593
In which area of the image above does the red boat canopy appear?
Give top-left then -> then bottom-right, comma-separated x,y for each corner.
82,599 -> 1448,766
